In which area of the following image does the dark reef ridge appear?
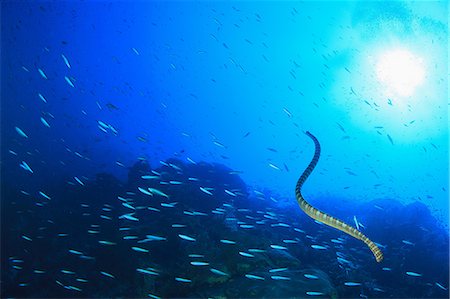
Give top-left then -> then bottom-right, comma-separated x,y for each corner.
1,159 -> 449,298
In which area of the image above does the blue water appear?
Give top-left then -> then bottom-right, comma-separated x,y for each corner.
1,1 -> 449,298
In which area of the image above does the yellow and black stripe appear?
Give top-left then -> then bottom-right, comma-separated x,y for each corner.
295,131 -> 383,263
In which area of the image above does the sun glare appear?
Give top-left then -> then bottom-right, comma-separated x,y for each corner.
375,48 -> 425,97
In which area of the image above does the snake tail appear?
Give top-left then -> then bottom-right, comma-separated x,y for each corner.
295,131 -> 383,263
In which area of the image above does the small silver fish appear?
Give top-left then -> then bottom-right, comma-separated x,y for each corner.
190,261 -> 209,266
306,291 -> 324,296
15,127 -> 28,138
220,239 -> 236,244
271,275 -> 291,280
344,282 -> 361,286
64,76 -> 75,88
199,187 -> 213,195
178,234 -> 196,242
61,54 -> 71,68
239,252 -> 254,258
311,244 -> 327,250
270,245 -> 287,250
131,247 -> 149,253
175,277 -> 191,283
210,268 -> 229,276
100,271 -> 115,278
38,68 -> 47,79
245,274 -> 264,280
136,268 -> 158,276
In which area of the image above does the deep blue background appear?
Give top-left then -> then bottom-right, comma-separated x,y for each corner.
1,1 -> 449,298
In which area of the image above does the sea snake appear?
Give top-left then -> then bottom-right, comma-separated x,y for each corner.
295,131 -> 383,263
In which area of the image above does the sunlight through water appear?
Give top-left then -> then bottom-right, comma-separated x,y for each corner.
375,48 -> 425,97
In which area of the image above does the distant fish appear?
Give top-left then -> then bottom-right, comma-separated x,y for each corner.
175,277 -> 191,283
148,188 -> 169,198
20,161 -> 33,173
143,235 -> 166,242
190,261 -> 209,266
331,239 -> 344,244
224,189 -> 237,197
248,249 -> 265,253
240,224 -> 254,229
40,117 -> 50,128
22,235 -> 32,241
141,175 -> 159,179
74,176 -> 84,186
15,127 -> 28,138
122,203 -> 135,210
38,68 -> 48,79
61,54 -> 71,68
169,180 -> 182,185
131,247 -> 149,253
136,268 -> 158,276
64,76 -> 75,87
268,163 -> 281,171
171,224 -> 186,228
353,215 -> 360,230
199,187 -> 213,195
178,234 -> 196,242
269,268 -> 288,273
406,271 -> 422,277
272,223 -> 290,228
132,47 -> 140,55
220,239 -> 236,244
38,93 -> 47,103
402,240 -> 415,246
61,270 -> 76,274
306,291 -> 324,296
210,268 -> 229,276
100,271 -> 115,279
283,107 -> 292,118
344,282 -> 361,286
382,267 -> 392,271
435,282 -> 448,290
282,239 -> 298,244
239,252 -> 254,258
98,241 -> 116,245
39,191 -> 51,200
186,157 -> 196,164
138,187 -> 153,196
311,244 -> 327,250
271,275 -> 291,280
213,140 -> 226,148
336,122 -> 346,133
270,245 -> 287,250
120,214 -> 139,221
387,134 -> 394,145
245,274 -> 265,280
304,274 -> 319,279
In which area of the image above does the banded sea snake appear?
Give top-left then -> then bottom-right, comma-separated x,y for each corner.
295,131 -> 383,263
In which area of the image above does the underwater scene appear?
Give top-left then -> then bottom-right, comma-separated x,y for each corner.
1,1 -> 449,298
